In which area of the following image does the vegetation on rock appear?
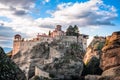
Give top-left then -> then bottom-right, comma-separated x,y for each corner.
0,47 -> 26,80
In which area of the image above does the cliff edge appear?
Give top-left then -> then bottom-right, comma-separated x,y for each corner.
0,47 -> 26,80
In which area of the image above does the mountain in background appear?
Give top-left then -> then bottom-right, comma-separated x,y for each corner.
3,47 -> 12,53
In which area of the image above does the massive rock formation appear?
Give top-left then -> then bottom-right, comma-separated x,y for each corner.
82,36 -> 105,76
84,36 -> 105,64
42,43 -> 84,80
0,47 -> 26,80
84,31 -> 120,80
12,40 -> 85,79
12,42 -> 50,79
100,31 -> 120,78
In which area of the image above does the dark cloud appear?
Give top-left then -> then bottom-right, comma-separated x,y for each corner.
39,24 -> 55,29
0,26 -> 14,48
0,0 -> 36,17
14,10 -> 28,16
10,6 -> 16,11
77,12 -> 92,19
0,0 -> 35,9
80,11 -> 117,26
0,40 -> 12,45
0,25 -> 27,39
8,6 -> 28,16
0,6 -> 28,16
93,21 -> 115,26
0,26 -> 15,38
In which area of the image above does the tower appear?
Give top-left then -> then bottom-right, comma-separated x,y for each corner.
12,34 -> 22,56
50,25 -> 65,38
55,25 -> 62,31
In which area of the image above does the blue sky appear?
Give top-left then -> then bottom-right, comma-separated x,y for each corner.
0,0 -> 120,53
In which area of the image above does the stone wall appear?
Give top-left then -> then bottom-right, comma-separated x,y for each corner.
12,34 -> 88,56
12,37 -> 53,56
35,66 -> 49,78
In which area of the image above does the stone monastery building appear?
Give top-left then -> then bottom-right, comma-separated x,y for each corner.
12,25 -> 89,56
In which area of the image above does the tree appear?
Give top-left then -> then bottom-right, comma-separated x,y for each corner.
48,30 -> 51,36
66,25 -> 80,36
66,25 -> 74,36
74,25 -> 79,34
73,25 -> 79,43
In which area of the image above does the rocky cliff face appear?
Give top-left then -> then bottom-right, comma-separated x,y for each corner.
84,31 -> 120,80
82,36 -> 105,76
84,36 -> 105,64
12,40 -> 85,79
43,43 -> 84,80
0,47 -> 26,80
100,31 -> 120,78
12,42 -> 50,79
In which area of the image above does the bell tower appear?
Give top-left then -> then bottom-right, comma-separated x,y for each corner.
12,34 -> 22,56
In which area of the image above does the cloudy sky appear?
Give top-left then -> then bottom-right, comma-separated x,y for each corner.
0,0 -> 120,52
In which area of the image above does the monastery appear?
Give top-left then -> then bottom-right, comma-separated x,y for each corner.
12,25 -> 89,56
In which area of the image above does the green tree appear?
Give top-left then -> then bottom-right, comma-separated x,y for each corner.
73,25 -> 79,42
66,25 -> 74,36
66,25 -> 79,36
74,25 -> 79,34
48,30 -> 51,36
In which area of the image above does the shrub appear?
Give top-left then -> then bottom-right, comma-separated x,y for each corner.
33,76 -> 40,80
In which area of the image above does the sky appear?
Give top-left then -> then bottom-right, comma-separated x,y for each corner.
0,0 -> 120,53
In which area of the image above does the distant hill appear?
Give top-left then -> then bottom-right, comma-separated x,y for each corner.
3,47 -> 12,53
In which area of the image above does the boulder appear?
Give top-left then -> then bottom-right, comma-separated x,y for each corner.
99,76 -> 120,80
102,66 -> 120,77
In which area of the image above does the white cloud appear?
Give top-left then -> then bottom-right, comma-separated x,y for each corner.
42,0 -> 50,4
45,0 -> 50,3
0,0 -> 118,37
35,0 -> 117,30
